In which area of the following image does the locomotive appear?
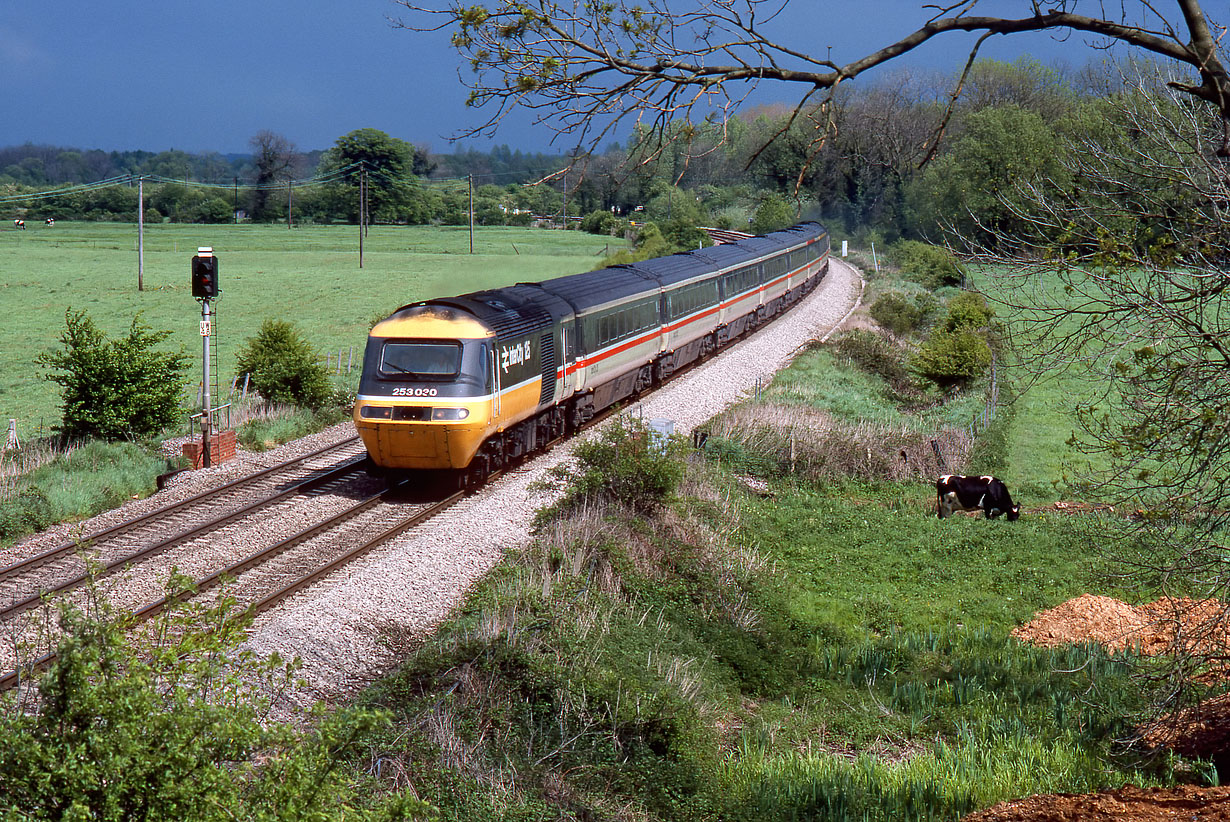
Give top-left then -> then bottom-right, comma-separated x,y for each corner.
354,222 -> 830,481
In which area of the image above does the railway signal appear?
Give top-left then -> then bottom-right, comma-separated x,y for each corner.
191,248 -> 219,298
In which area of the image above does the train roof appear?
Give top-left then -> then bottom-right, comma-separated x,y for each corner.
427,284 -> 573,339
620,253 -> 712,288
534,265 -> 659,313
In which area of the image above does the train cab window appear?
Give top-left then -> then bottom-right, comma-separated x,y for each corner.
380,341 -> 461,379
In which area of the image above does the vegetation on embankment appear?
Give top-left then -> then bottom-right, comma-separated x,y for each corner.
348,263 -> 1197,819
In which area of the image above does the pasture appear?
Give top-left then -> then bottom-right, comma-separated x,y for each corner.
0,221 -> 616,432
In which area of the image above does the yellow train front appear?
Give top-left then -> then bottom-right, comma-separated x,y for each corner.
354,286 -> 574,479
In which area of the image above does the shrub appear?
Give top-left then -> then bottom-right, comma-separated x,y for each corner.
911,328 -> 993,387
869,292 -> 934,337
536,420 -> 685,520
942,291 -> 995,332
828,329 -> 910,386
234,320 -> 331,409
37,309 -> 190,441
893,241 -> 964,290
580,209 -> 625,236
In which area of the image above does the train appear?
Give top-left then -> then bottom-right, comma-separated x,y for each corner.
353,221 -> 830,482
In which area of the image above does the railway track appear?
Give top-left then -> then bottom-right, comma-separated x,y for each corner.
0,267 -> 836,693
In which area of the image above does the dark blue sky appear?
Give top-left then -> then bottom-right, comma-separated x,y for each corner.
2,1 -> 1101,156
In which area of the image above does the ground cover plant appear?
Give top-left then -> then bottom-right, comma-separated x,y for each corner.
0,221 -> 614,430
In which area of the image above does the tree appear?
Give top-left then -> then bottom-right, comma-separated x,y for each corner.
317,128 -> 424,223
249,129 -> 297,221
393,0 -> 1230,162
966,76 -> 1230,709
235,319 -> 332,409
37,310 -> 189,441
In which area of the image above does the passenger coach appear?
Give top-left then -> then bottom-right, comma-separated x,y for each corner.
354,222 -> 830,481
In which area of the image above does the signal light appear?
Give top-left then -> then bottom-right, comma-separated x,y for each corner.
191,248 -> 219,299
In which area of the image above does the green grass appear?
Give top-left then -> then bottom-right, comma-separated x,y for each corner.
0,221 -> 614,431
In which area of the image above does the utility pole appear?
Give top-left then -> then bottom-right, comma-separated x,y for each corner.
233,177 -> 239,224
358,167 -> 365,268
137,176 -> 144,292
468,173 -> 474,254
562,170 -> 567,229
287,180 -> 293,229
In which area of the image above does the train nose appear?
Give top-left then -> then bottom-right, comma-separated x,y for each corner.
378,424 -> 441,460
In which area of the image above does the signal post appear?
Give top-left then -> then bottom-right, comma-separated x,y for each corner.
191,247 -> 219,467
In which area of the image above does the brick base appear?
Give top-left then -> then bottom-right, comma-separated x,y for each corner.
182,429 -> 238,468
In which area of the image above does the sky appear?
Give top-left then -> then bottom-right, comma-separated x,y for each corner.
0,1 -> 1110,157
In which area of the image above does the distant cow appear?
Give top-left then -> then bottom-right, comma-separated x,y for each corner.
13,219 -> 24,230
44,218 -> 54,227
936,474 -> 1020,520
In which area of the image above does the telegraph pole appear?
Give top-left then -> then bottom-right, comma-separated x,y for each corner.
137,176 -> 144,292
358,167 -> 365,268
468,173 -> 474,254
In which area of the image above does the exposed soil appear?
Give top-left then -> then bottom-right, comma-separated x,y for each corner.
958,594 -> 1230,821
962,784 -> 1230,821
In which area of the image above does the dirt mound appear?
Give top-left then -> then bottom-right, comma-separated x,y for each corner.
961,784 -> 1230,821
1012,594 -> 1230,657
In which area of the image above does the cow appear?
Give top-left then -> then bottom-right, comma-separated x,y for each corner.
44,218 -> 54,227
13,219 -> 24,230
936,474 -> 1020,520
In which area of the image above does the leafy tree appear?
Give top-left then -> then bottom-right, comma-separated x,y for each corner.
235,319 -> 332,409
318,128 -> 425,223
750,193 -> 794,234
37,310 -> 189,441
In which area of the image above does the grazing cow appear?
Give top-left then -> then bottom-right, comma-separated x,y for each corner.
44,218 -> 54,227
936,474 -> 1020,520
13,219 -> 24,230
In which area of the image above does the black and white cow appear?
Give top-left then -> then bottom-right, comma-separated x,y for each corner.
44,218 -> 54,227
936,474 -> 1020,520
13,219 -> 24,230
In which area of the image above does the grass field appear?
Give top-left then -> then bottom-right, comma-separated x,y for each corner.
0,221 -> 617,432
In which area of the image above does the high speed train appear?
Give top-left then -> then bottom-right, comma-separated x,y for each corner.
354,222 -> 829,482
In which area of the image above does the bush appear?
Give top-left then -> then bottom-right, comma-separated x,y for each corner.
911,328 -> 993,387
580,209 -> 625,236
750,193 -> 794,234
536,420 -> 685,520
893,241 -> 965,290
828,329 -> 911,386
869,292 -> 935,337
234,319 -> 331,409
942,291 -> 995,332
37,310 -> 190,441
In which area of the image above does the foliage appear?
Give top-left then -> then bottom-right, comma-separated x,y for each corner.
535,419 -> 685,520
891,240 -> 964,289
868,291 -> 935,337
235,319 -> 332,410
0,580 -> 434,820
912,328 -> 993,388
579,208 -> 624,235
827,329 -> 911,386
37,309 -> 189,442
749,192 -> 794,234
317,128 -> 429,224
0,440 -> 170,547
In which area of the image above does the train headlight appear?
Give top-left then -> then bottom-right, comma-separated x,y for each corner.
431,407 -> 470,421
360,406 -> 392,419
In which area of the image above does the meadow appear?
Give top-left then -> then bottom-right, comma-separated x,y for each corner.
0,221 -> 616,433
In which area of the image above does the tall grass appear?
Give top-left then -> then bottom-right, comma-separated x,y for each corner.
0,440 -> 169,547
